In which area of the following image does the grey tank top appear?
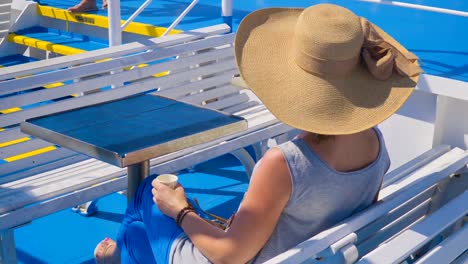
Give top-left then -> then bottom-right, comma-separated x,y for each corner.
251,127 -> 390,263
171,127 -> 390,264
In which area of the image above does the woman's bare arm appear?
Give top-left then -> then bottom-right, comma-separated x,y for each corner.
179,148 -> 292,264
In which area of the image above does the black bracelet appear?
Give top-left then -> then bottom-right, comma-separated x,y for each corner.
175,204 -> 194,226
177,209 -> 196,226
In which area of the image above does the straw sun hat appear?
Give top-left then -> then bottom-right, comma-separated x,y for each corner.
235,4 -> 422,135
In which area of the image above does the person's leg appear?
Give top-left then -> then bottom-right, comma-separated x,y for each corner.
94,238 -> 120,264
119,221 -> 156,264
68,0 -> 98,13
96,175 -> 157,263
118,174 -> 184,263
102,0 -> 108,9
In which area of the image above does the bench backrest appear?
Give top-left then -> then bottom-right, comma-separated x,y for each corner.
358,190 -> 467,264
266,146 -> 468,263
0,24 -> 245,182
0,0 -> 12,43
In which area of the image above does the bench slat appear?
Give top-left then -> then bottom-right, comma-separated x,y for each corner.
0,46 -> 235,108
357,198 -> 431,257
0,148 -> 80,183
0,160 -> 124,215
381,144 -> 451,189
180,85 -> 240,105
0,34 -> 234,95
0,161 -> 117,199
206,93 -> 253,112
415,224 -> 468,264
0,24 -> 230,81
156,69 -> 237,99
0,127 -> 23,143
231,104 -> 266,117
0,138 -> 53,160
1,158 -> 97,188
358,191 -> 468,264
355,185 -> 435,244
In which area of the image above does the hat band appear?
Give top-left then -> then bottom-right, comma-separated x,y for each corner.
293,19 -> 423,80
293,48 -> 359,77
360,18 -> 422,80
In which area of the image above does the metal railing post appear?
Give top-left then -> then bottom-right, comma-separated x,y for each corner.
108,0 -> 122,46
121,0 -> 152,31
221,0 -> 233,32
161,0 -> 199,37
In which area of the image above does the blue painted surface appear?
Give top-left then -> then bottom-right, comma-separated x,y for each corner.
14,26 -> 108,51
0,54 -> 37,67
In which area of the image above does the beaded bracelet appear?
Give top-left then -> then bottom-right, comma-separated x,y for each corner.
175,204 -> 194,226
177,208 -> 196,226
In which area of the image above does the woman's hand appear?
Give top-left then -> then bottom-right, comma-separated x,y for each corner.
152,179 -> 189,219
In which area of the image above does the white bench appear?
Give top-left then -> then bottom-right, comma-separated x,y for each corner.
266,145 -> 468,264
0,24 -> 294,263
0,0 -> 11,44
358,191 -> 467,264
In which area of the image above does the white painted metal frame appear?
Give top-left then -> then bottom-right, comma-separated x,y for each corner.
120,0 -> 152,31
357,0 -> 468,17
358,191 -> 468,264
108,0 -> 234,47
0,0 -> 12,45
161,0 -> 199,37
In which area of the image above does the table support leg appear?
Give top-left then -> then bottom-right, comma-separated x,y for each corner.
127,160 -> 150,203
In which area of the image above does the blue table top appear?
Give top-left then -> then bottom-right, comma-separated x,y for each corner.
21,95 -> 247,167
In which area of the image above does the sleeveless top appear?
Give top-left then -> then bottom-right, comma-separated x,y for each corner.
170,127 -> 390,264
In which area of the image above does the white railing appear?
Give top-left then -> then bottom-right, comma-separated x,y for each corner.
358,0 -> 468,17
162,0 -> 199,37
121,0 -> 153,31
107,0 -> 233,47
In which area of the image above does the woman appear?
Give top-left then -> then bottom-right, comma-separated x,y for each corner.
94,3 -> 421,263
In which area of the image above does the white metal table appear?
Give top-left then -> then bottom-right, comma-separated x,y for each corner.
21,94 -> 247,201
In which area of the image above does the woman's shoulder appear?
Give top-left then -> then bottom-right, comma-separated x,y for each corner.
259,147 -> 289,172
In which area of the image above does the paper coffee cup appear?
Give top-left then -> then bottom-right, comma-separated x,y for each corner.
156,174 -> 178,189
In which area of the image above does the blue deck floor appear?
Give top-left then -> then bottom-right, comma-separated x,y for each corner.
15,154 -> 249,263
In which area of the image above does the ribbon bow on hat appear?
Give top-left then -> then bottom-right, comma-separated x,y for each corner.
360,18 -> 422,80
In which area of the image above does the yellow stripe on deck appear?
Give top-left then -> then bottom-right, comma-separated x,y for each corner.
4,145 -> 57,162
44,82 -> 64,88
0,137 -> 30,148
125,63 -> 169,77
0,107 -> 22,114
37,5 -> 181,37
7,33 -> 85,56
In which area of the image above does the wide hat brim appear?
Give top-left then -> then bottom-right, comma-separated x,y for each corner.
235,7 -> 420,135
